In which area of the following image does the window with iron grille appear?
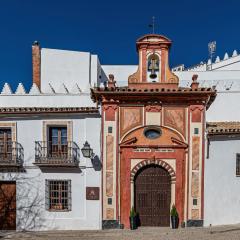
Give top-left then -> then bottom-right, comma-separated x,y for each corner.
236,154 -> 240,176
45,180 -> 71,211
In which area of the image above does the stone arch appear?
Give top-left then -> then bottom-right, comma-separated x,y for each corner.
130,159 -> 176,182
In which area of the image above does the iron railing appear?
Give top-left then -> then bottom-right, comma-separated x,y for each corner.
35,141 -> 80,167
0,141 -> 24,166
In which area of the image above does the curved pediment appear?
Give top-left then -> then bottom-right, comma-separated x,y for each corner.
136,34 -> 172,46
120,125 -> 187,148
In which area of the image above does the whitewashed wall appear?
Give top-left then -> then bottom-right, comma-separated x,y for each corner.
41,49 -> 101,92
0,114 -> 102,231
0,94 -> 95,108
207,91 -> 240,122
101,65 -> 138,85
204,136 -> 240,226
0,45 -> 103,231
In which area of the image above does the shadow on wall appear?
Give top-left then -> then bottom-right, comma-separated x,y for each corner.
0,172 -> 46,231
91,155 -> 102,171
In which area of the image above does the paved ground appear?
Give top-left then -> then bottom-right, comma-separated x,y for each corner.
2,225 -> 240,240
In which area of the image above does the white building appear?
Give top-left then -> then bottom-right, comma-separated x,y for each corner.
0,42 -> 102,231
173,50 -> 240,227
1,35 -> 240,230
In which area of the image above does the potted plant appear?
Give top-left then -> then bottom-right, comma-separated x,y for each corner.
129,206 -> 137,230
170,204 -> 179,229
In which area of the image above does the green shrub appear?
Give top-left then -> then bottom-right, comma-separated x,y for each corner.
170,204 -> 179,217
130,206 -> 136,218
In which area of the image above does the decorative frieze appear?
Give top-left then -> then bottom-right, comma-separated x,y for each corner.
133,148 -> 151,152
106,208 -> 114,220
145,105 -> 161,112
106,135 -> 114,170
164,108 -> 185,137
192,136 -> 200,170
0,107 -> 99,115
106,172 -> 113,197
191,209 -> 199,220
191,172 -> 199,198
120,107 -> 142,136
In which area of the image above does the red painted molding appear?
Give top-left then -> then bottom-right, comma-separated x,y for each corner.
189,105 -> 204,112
103,104 -> 118,121
145,105 -> 162,112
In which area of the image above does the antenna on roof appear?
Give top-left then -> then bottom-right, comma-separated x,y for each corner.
208,41 -> 216,71
148,16 -> 155,34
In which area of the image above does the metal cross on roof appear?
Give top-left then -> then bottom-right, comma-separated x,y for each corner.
149,16 -> 155,34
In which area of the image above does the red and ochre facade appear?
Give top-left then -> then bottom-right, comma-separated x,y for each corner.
91,34 -> 216,228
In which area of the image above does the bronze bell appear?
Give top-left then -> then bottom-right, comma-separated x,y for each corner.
148,56 -> 159,79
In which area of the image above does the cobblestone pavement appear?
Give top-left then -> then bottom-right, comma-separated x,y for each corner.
2,225 -> 240,240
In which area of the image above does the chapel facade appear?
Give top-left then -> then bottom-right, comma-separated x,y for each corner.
92,34 -> 216,228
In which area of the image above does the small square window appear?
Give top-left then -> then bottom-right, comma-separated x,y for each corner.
194,128 -> 199,135
108,127 -> 113,133
108,198 -> 112,205
236,154 -> 240,176
46,180 -> 71,211
193,198 -> 198,206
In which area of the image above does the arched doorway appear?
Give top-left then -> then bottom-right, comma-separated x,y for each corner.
134,165 -> 171,226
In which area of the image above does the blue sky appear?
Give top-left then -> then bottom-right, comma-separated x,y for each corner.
0,0 -> 239,90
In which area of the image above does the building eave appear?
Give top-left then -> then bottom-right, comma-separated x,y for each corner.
91,87 -> 216,109
207,121 -> 240,136
0,107 -> 99,116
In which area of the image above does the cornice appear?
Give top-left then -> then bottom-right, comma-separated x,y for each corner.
0,107 -> 99,115
91,86 -> 217,109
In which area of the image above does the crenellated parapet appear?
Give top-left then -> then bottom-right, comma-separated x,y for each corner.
0,82 -> 88,95
173,49 -> 240,72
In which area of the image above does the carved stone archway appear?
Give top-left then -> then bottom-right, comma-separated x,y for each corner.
130,158 -> 176,215
130,158 -> 176,182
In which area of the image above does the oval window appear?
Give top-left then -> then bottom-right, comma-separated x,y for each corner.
144,128 -> 161,139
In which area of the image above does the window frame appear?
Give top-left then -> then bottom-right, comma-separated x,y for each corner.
45,179 -> 72,212
0,128 -> 12,159
236,153 -> 240,176
47,126 -> 68,158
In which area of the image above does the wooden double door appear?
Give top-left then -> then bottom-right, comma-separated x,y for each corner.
0,181 -> 16,230
134,165 -> 171,226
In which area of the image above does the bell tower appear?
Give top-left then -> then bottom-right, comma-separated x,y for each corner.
128,34 -> 179,88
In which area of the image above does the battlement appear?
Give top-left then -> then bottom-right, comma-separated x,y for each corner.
173,49 -> 240,72
0,82 -> 90,95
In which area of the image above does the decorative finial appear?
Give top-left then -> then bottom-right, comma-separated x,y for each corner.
148,16 -> 155,34
109,74 -> 114,82
192,74 -> 198,82
191,74 -> 199,90
108,74 -> 116,89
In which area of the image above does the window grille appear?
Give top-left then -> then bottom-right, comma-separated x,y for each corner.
236,154 -> 240,176
45,180 -> 71,211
